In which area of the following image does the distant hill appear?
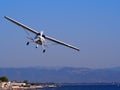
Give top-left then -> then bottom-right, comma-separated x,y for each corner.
0,67 -> 120,83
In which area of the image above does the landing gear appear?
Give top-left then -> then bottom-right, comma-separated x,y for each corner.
26,42 -> 46,53
36,44 -> 38,48
26,42 -> 29,45
43,49 -> 46,53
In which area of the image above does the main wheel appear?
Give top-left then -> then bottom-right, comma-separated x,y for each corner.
43,49 -> 46,53
26,42 -> 29,45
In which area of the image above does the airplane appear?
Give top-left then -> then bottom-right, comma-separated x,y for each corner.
4,16 -> 80,53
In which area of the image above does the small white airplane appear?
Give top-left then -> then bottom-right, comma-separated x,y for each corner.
4,16 -> 80,53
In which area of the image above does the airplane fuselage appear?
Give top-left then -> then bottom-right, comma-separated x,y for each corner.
34,35 -> 45,45
4,16 -> 80,52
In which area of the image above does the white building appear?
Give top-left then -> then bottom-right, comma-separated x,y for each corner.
0,81 -> 11,89
0,81 -> 26,89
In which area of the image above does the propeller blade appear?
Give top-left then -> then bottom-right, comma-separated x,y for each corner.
40,31 -> 44,36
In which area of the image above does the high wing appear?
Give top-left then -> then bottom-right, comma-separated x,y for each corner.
4,16 -> 80,51
45,35 -> 80,51
4,16 -> 39,35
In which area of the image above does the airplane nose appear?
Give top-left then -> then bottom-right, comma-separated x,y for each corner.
42,34 -> 45,38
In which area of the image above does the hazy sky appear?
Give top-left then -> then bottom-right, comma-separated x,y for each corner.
0,0 -> 120,68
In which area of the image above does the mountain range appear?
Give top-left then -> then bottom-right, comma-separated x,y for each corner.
0,67 -> 120,83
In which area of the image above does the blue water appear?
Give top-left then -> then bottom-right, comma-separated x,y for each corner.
37,85 -> 120,90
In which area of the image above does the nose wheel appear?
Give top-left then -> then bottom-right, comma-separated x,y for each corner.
36,44 -> 38,48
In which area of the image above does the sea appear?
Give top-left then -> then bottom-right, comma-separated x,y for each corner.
37,85 -> 120,90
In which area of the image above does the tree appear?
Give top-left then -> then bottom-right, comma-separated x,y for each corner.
23,80 -> 28,84
0,76 -> 9,82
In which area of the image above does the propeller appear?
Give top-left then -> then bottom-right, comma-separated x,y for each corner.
40,30 -> 44,36
40,30 -> 45,38
36,30 -> 45,37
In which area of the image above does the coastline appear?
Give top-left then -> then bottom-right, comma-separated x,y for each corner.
0,82 -> 58,90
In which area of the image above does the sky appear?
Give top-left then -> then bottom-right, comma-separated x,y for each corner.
0,0 -> 120,68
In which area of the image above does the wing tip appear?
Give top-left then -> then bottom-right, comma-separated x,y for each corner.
4,16 -> 8,18
77,49 -> 80,51
4,16 -> 9,20
4,16 -> 7,18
